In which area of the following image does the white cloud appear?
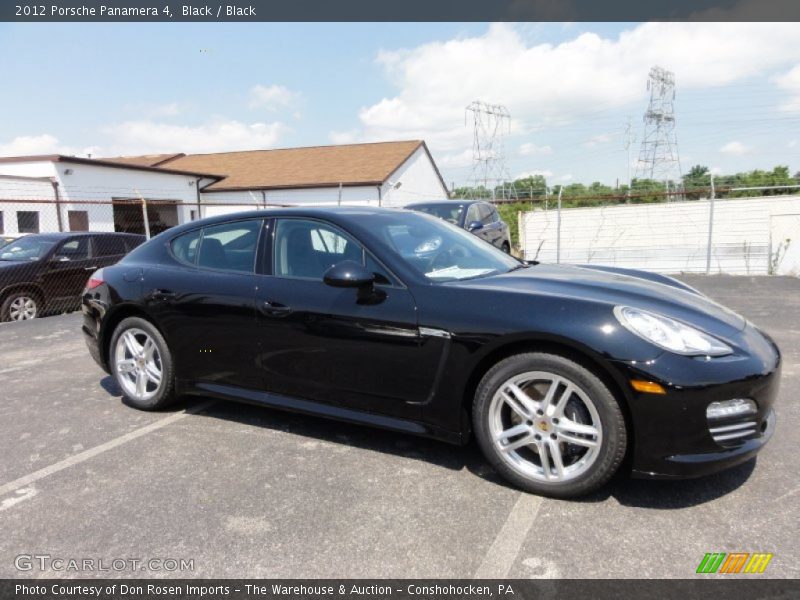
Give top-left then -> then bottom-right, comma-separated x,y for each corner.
519,142 -> 553,156
102,119 -> 286,154
773,65 -> 800,112
249,84 -> 298,112
560,173 -> 574,182
0,134 -> 98,157
437,149 -> 473,168
328,129 -> 359,145
517,169 -> 554,179
583,134 -> 613,148
149,102 -> 181,117
350,22 -> 800,157
719,140 -> 750,156
0,134 -> 63,156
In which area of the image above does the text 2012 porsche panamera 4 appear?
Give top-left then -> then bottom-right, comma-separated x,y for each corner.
82,207 -> 779,498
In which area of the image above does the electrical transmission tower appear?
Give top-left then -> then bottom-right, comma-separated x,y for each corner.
465,101 -> 517,200
635,66 -> 682,188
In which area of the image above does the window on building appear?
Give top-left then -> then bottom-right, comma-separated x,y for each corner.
0,211 -> 4,234
68,210 -> 89,231
17,211 -> 40,234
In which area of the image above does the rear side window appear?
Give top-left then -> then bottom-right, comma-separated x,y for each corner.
171,229 -> 201,265
93,235 -> 127,257
54,238 -> 89,261
193,220 -> 262,273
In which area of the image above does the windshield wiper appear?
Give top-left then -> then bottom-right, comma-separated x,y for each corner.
508,262 -> 531,272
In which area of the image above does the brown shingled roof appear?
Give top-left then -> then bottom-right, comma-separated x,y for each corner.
156,140 -> 434,192
104,153 -> 186,168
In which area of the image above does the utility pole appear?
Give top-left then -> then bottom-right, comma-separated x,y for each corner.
556,186 -> 563,264
706,173 -> 715,274
465,101 -> 517,201
624,116 -> 636,199
636,66 -> 683,194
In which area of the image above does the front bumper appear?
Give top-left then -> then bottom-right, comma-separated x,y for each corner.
614,323 -> 780,479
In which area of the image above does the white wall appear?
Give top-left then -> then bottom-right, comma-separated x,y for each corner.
520,196 -> 800,275
0,160 -> 201,234
379,145 -> 448,207
0,173 -> 57,235
199,185 -> 381,217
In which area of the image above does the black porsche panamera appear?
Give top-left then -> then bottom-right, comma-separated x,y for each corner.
81,207 -> 780,497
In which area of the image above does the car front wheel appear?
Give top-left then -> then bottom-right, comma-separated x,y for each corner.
473,352 -> 626,498
110,317 -> 176,410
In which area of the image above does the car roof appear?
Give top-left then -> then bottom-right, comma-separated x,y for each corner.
169,205 -> 415,231
405,200 -> 470,208
21,231 -> 144,241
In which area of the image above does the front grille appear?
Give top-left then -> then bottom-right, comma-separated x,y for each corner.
709,420 -> 759,444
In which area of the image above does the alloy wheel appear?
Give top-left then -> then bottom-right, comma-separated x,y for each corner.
488,371 -> 602,483
114,328 -> 163,401
9,296 -> 37,320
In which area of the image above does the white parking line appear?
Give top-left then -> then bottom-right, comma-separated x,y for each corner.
473,492 -> 544,578
0,400 -> 215,498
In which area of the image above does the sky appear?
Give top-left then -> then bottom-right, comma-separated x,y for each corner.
2,21 -> 800,189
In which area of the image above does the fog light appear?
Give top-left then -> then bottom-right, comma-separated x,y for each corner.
706,398 -> 757,420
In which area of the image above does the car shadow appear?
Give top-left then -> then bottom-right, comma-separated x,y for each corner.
108,389 -> 756,506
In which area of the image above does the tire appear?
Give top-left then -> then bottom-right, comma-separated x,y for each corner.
473,352 -> 626,498
1,290 -> 41,322
501,242 -> 511,254
109,316 -> 176,410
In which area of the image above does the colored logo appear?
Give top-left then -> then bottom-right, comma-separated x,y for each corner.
697,552 -> 773,574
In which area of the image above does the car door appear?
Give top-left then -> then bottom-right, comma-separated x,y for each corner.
478,203 -> 502,247
91,234 -> 128,269
253,217 -> 442,418
143,219 -> 263,389
42,237 -> 96,306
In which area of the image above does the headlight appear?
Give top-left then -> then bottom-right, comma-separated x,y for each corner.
614,306 -> 732,357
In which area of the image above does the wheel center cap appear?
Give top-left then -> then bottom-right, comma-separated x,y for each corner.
536,420 -> 550,432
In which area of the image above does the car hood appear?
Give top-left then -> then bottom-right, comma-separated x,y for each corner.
458,263 -> 746,333
0,259 -> 36,277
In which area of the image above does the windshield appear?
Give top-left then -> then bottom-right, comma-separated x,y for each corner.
408,204 -> 464,226
0,237 -> 55,261
377,212 -> 520,282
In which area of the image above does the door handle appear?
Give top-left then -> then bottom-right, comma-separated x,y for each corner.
150,289 -> 178,301
83,266 -> 98,271
260,300 -> 293,317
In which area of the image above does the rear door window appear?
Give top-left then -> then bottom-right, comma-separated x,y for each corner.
197,220 -> 262,273
93,235 -> 127,257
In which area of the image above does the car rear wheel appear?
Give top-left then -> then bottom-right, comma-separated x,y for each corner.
473,352 -> 626,498
1,291 -> 40,322
110,317 -> 176,410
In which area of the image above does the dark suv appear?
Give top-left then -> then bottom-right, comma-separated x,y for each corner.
405,200 -> 512,253
0,232 -> 145,321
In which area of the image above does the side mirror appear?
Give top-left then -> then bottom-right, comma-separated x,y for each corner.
323,260 -> 375,288
467,220 -> 484,232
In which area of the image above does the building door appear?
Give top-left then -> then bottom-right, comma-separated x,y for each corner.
68,210 -> 89,231
112,199 -> 179,236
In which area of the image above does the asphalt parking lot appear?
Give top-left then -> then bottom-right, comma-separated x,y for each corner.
0,275 -> 798,579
